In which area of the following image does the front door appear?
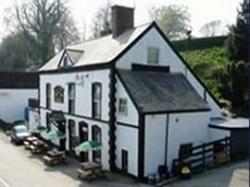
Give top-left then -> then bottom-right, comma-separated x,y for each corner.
79,121 -> 88,162
68,120 -> 78,154
122,150 -> 128,173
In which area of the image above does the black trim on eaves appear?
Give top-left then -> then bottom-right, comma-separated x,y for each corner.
39,62 -> 111,74
142,108 -> 211,115
152,22 -> 222,108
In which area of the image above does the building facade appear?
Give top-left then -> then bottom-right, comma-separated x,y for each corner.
36,6 -> 228,179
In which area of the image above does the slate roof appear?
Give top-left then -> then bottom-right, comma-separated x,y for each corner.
0,72 -> 38,89
40,23 -> 150,71
117,69 -> 210,113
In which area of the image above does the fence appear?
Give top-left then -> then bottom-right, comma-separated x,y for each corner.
172,136 -> 231,176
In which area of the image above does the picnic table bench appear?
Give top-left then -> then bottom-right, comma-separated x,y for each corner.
30,140 -> 49,154
23,136 -> 38,150
77,162 -> 106,182
43,149 -> 67,166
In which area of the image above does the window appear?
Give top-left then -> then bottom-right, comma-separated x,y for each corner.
46,113 -> 51,130
54,85 -> 64,103
68,83 -> 76,114
92,83 -> 102,119
59,55 -> 71,68
118,98 -> 128,116
79,122 -> 89,162
68,120 -> 79,151
46,83 -> 51,108
147,47 -> 160,64
179,143 -> 193,158
92,125 -> 101,163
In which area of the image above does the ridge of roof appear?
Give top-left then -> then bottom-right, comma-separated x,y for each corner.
40,22 -> 152,72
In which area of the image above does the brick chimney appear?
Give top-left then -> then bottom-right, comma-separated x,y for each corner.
111,5 -> 134,38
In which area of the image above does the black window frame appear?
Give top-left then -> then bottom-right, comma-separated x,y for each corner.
118,98 -> 128,116
68,83 -> 76,114
68,119 -> 79,151
92,125 -> 101,164
92,82 -> 102,119
46,83 -> 51,108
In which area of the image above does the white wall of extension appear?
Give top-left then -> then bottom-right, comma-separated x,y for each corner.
144,111 -> 210,177
115,78 -> 138,126
115,125 -> 138,176
115,27 -> 221,118
144,114 -> 167,177
39,69 -> 110,121
166,112 -> 210,170
0,89 -> 38,123
40,108 -> 110,170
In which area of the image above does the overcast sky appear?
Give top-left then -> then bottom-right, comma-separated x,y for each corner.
0,0 -> 242,41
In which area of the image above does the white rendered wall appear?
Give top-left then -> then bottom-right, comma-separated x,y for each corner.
144,114 -> 167,176
115,125 -> 138,176
116,27 -> 221,118
115,78 -> 138,126
40,69 -> 110,121
167,112 -> 210,170
40,108 -> 110,170
0,89 -> 38,123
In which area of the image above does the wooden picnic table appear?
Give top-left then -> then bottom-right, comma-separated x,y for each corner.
23,136 -> 38,150
77,162 -> 106,181
30,140 -> 49,154
43,149 -> 67,166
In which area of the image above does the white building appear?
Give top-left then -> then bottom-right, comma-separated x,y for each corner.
37,6 -> 228,179
0,72 -> 38,123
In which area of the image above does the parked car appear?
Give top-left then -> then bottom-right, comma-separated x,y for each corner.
10,125 -> 31,144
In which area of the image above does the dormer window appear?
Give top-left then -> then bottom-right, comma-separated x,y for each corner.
59,52 -> 72,68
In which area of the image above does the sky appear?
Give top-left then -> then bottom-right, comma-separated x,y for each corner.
0,0 -> 242,41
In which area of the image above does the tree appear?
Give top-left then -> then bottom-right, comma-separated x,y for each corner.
224,1 -> 248,113
91,3 -> 112,39
199,20 -> 222,37
0,32 -> 30,71
14,0 -> 80,65
149,5 -> 191,40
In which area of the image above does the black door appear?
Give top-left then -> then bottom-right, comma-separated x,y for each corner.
122,150 -> 128,173
79,121 -> 88,162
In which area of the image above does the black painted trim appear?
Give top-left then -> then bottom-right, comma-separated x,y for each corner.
117,122 -> 138,129
164,114 -> 169,165
39,62 -> 111,74
111,24 -> 154,63
40,106 -> 109,124
143,108 -> 211,115
108,63 -> 117,172
153,22 -> 222,108
138,113 -> 145,179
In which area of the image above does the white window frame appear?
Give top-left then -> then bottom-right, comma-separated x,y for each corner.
147,47 -> 160,65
